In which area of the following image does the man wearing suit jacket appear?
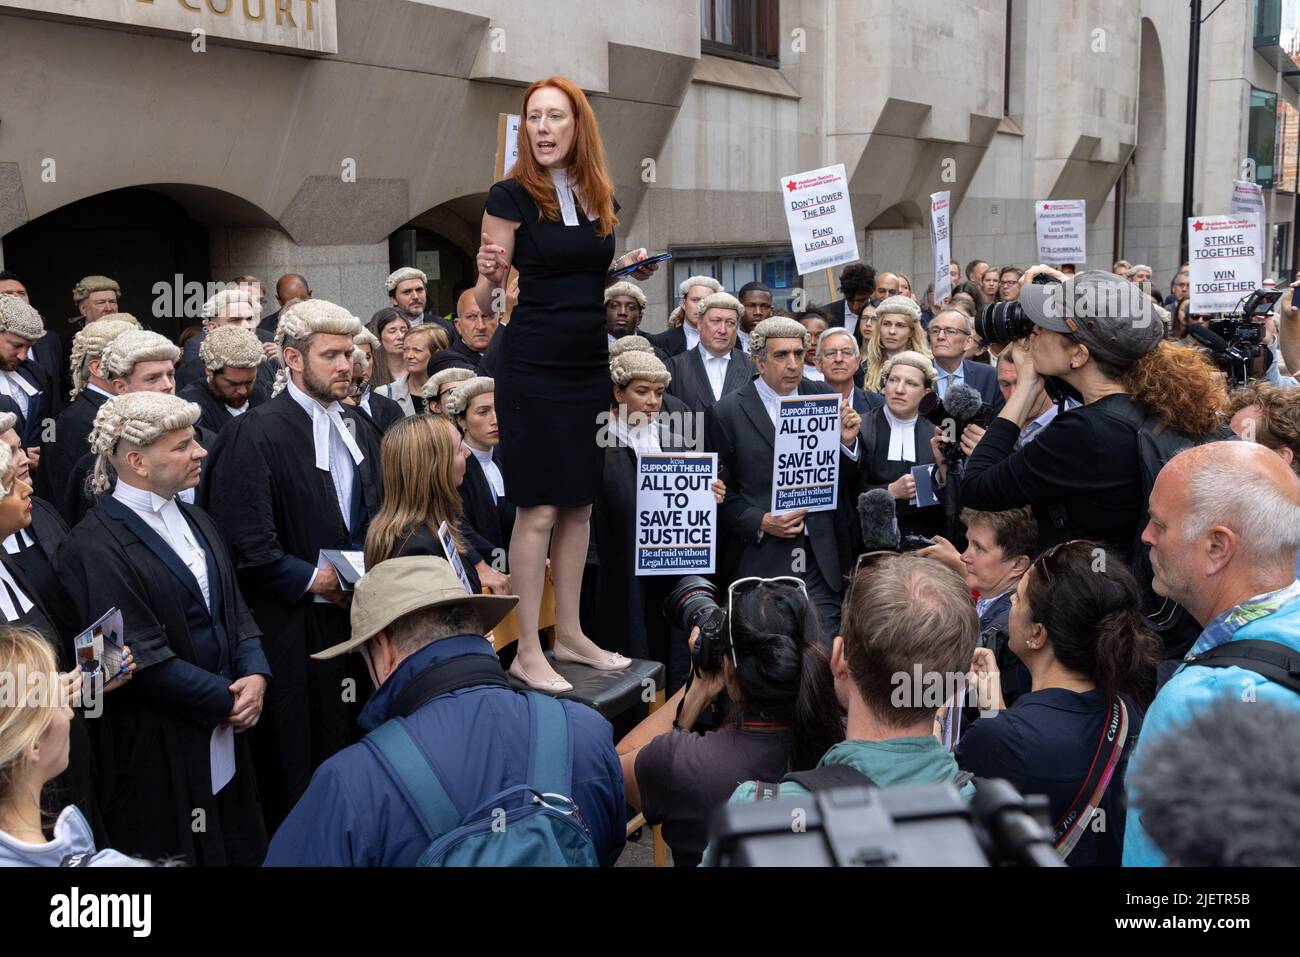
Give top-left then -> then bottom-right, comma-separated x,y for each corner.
705,316 -> 864,641
177,289 -> 278,396
822,262 -> 876,350
387,266 -> 458,347
427,289 -> 498,376
816,326 -> 884,419
666,292 -> 753,416
0,296 -> 56,455
927,307 -> 1001,410
260,273 -> 312,337
648,275 -> 723,358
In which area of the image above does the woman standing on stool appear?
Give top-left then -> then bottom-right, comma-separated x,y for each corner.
476,76 -> 659,692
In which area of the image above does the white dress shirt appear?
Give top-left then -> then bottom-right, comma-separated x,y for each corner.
699,344 -> 731,401
803,364 -> 825,382
285,377 -> 364,532
226,401 -> 249,417
842,300 -> 859,336
112,479 -> 209,607
0,370 -> 37,418
86,383 -> 114,400
683,322 -> 701,352
737,329 -> 751,354
471,446 -> 504,501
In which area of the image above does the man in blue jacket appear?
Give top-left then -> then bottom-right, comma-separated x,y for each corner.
1124,441 -> 1300,865
264,556 -> 625,866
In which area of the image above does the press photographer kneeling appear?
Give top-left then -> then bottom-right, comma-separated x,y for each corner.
951,266 -> 1230,658
617,577 -> 841,867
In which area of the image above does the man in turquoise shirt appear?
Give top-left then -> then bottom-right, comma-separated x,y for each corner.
1124,442 -> 1300,866
703,554 -> 978,864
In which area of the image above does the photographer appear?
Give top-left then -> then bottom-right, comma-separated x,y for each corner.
958,266 -> 1227,565
955,542 -> 1160,866
617,578 -> 841,867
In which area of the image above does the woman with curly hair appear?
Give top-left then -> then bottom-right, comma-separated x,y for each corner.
861,295 -> 931,393
958,267 -> 1231,655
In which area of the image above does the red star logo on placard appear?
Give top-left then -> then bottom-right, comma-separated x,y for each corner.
785,180 -> 797,193
1193,220 -> 1205,232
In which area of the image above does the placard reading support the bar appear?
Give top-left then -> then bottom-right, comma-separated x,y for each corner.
634,453 -> 717,576
779,164 -> 860,275
930,190 -> 952,305
1188,214 -> 1263,314
771,395 -> 841,514
1035,200 -> 1087,264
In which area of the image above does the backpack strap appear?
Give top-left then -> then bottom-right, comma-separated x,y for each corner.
525,693 -> 572,796
780,764 -> 876,792
1186,639 -> 1300,695
365,719 -> 461,842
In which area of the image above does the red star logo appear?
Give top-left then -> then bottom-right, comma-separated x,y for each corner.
785,180 -> 798,193
1193,220 -> 1205,232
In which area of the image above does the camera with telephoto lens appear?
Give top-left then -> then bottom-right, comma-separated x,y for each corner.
663,576 -> 729,675
974,272 -> 1059,344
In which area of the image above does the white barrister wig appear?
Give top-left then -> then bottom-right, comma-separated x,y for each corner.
354,328 -> 381,351
422,366 -> 474,402
202,287 -> 258,321
272,299 -> 363,396
603,281 -> 647,308
200,324 -> 266,371
71,275 -> 121,304
385,267 -> 427,294
0,412 -> 16,435
0,296 -> 45,341
607,335 -> 655,362
0,441 -> 11,496
874,294 -> 923,324
750,316 -> 811,357
695,291 -> 744,324
350,347 -> 370,376
610,349 -> 671,388
100,330 -> 181,381
678,275 -> 724,297
88,392 -> 201,494
69,316 -> 144,398
443,376 -> 495,417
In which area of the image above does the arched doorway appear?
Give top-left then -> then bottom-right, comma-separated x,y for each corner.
389,196 -> 480,321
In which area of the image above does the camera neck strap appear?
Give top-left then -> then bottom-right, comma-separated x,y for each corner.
1052,695 -> 1128,860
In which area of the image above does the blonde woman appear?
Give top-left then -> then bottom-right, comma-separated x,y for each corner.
363,414 -> 509,595
862,295 -> 931,393
378,324 -> 447,416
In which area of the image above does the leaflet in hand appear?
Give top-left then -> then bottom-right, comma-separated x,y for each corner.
319,549 -> 366,590
73,607 -> 125,679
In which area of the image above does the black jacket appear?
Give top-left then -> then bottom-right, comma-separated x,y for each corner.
665,346 -> 753,415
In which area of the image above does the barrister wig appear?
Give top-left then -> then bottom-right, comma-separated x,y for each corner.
354,328 -> 381,351
0,296 -> 44,342
385,267 -> 426,294
750,316 -> 811,357
667,306 -> 685,329
863,297 -> 931,394
874,295 -> 923,324
443,376 -> 495,418
696,291 -> 744,324
881,350 -> 938,389
201,287 -> 258,321
511,77 -> 618,238
0,441 -> 11,497
100,330 -> 182,381
272,299 -> 363,397
608,335 -> 655,362
421,361 -> 473,400
680,275 -> 724,298
0,412 -> 16,436
603,281 -> 646,308
69,317 -> 143,399
350,347 -> 370,376
71,275 -> 121,304
200,325 -> 265,372
88,392 -> 201,494
422,366 -> 474,402
610,350 -> 671,388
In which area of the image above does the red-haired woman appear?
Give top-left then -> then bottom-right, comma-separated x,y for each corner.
475,77 -> 660,692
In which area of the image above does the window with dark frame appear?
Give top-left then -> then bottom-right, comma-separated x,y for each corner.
701,0 -> 781,66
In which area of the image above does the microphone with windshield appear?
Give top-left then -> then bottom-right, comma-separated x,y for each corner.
918,382 -> 989,537
857,487 -> 936,555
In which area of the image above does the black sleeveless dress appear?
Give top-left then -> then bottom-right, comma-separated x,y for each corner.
485,179 -> 618,507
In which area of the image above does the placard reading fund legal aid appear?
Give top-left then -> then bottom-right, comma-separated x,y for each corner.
1188,215 -> 1262,314
771,395 -> 841,515
780,164 -> 860,275
635,453 -> 717,576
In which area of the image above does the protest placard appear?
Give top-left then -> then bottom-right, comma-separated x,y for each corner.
634,453 -> 717,576
930,190 -> 952,305
494,112 -> 520,180
1188,214 -> 1263,314
771,394 -> 841,514
1035,199 -> 1087,264
779,163 -> 859,275
1230,180 -> 1266,263
437,521 -> 475,594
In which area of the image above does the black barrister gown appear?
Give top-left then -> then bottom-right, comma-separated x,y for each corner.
36,387 -> 109,518
200,390 -> 382,828
458,448 -> 515,562
55,495 -> 271,865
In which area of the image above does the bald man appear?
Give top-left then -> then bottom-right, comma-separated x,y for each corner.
259,273 -> 312,336
872,271 -> 900,305
1125,441 -> 1300,865
427,288 -> 498,376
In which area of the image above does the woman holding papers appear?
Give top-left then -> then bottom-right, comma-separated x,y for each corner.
593,351 -> 724,691
474,76 -> 660,692
856,352 -> 945,543
363,413 -> 510,597
56,392 -> 270,866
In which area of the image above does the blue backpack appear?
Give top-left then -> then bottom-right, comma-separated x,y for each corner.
365,690 -> 599,867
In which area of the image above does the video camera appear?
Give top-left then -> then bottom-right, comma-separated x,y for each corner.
1185,288 -> 1276,389
708,777 -> 1063,867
